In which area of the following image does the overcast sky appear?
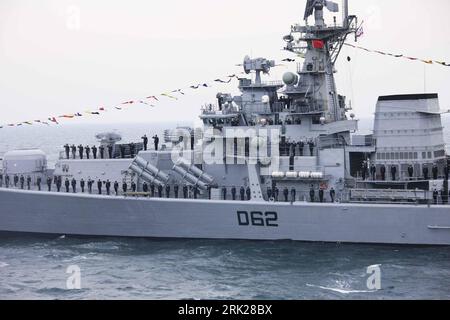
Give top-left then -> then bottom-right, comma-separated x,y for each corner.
1,0 -> 449,126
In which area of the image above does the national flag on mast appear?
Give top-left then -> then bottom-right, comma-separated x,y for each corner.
356,26 -> 364,38
312,40 -> 325,49
356,20 -> 365,38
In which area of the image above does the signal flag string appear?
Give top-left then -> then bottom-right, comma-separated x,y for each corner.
344,43 -> 450,67
280,43 -> 450,68
0,74 -> 243,129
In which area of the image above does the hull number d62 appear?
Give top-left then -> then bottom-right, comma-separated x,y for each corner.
237,211 -> 278,227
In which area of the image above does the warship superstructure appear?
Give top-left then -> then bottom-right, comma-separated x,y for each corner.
1,0 -> 450,245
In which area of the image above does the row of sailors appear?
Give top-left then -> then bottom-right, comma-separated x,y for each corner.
362,163 -> 449,181
63,144 -> 114,160
0,174 -> 334,203
219,186 -> 334,202
432,189 -> 450,205
0,174 -> 36,190
0,174 -> 124,194
62,135 -> 160,160
63,143 -> 142,160
3,174 -> 448,204
0,174 -> 221,200
0,174 -> 174,197
280,139 -> 316,157
266,186 -> 336,203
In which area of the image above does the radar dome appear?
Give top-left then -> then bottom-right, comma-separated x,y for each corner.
282,72 -> 298,86
261,95 -> 270,103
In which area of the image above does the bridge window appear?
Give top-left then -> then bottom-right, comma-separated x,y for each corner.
434,150 -> 445,158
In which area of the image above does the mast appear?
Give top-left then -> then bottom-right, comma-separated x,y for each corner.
283,0 -> 357,122
343,0 -> 349,28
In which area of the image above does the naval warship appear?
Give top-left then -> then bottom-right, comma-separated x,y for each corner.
1,0 -> 450,245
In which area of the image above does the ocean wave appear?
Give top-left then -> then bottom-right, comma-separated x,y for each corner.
306,283 -> 376,295
36,287 -> 89,296
62,253 -> 104,262
72,242 -> 121,251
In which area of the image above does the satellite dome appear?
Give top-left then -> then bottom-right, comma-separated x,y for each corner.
95,132 -> 122,144
282,72 -> 299,86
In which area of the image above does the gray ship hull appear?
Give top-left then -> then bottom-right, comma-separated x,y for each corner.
1,189 -> 450,245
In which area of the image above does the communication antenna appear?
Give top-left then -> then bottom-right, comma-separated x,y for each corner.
242,56 -> 275,85
304,0 -> 340,23
342,0 -> 349,27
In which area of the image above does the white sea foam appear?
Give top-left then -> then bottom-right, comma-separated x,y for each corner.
306,283 -> 376,294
